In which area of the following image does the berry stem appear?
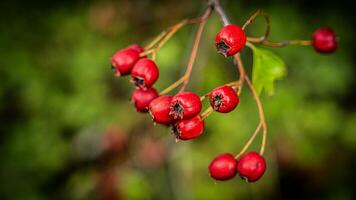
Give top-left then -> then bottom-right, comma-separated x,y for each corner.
141,7 -> 213,58
201,107 -> 214,120
235,122 -> 262,159
234,54 -> 267,156
159,75 -> 187,95
144,31 -> 167,50
234,53 -> 246,95
140,21 -> 187,57
158,7 -> 212,95
179,7 -> 212,92
242,9 -> 270,41
242,9 -> 312,48
247,38 -> 312,47
244,75 -> 267,155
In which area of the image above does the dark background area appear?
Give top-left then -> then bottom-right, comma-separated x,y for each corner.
0,0 -> 355,199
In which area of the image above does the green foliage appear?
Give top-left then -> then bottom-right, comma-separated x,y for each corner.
250,44 -> 287,95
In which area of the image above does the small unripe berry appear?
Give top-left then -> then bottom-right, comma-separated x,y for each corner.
215,24 -> 246,57
172,115 -> 204,140
237,152 -> 266,182
111,48 -> 140,76
127,44 -> 144,53
149,96 -> 174,125
131,88 -> 159,112
169,92 -> 202,120
131,58 -> 159,89
312,28 -> 337,54
209,153 -> 237,181
209,85 -> 239,113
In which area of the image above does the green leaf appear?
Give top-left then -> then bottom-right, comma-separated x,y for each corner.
250,45 -> 287,95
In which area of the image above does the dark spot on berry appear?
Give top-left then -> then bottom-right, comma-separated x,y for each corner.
217,40 -> 230,57
171,124 -> 180,136
212,94 -> 224,111
133,76 -> 145,87
170,101 -> 184,119
240,176 -> 249,182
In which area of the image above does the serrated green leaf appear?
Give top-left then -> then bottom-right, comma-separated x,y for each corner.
250,45 -> 287,95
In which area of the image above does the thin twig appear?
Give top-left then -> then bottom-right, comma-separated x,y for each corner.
235,122 -> 262,159
201,107 -> 214,120
242,10 -> 270,41
234,53 -> 245,95
247,38 -> 312,47
244,75 -> 267,155
210,0 -> 230,26
180,8 -> 212,92
159,75 -> 186,95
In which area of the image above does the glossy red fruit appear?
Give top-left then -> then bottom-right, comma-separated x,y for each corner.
172,115 -> 204,140
237,152 -> 266,182
312,28 -> 337,53
131,58 -> 159,89
131,87 -> 159,112
209,153 -> 237,181
149,96 -> 174,125
215,24 -> 246,57
209,85 -> 239,113
111,48 -> 140,76
127,44 -> 144,53
169,92 -> 202,120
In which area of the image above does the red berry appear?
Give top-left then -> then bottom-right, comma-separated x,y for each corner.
131,58 -> 159,89
237,152 -> 266,182
215,24 -> 246,57
149,96 -> 174,125
209,153 -> 237,181
209,85 -> 239,113
131,87 -> 159,112
111,48 -> 140,76
127,44 -> 144,53
169,92 -> 202,120
172,115 -> 204,140
312,28 -> 337,54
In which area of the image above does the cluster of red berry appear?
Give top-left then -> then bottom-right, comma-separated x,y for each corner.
110,7 -> 337,183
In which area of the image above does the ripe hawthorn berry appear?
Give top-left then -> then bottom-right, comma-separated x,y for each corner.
131,58 -> 159,89
312,28 -> 337,54
215,24 -> 246,57
209,153 -> 237,181
237,151 -> 266,182
209,85 -> 239,113
131,87 -> 159,112
111,48 -> 140,76
149,95 -> 174,125
172,115 -> 204,140
169,92 -> 202,120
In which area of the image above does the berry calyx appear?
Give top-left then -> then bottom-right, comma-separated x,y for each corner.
215,24 -> 246,57
236,152 -> 266,182
312,28 -> 337,54
127,44 -> 144,53
131,58 -> 159,89
169,92 -> 202,120
209,153 -> 237,181
209,85 -> 239,113
149,96 -> 174,125
172,115 -> 204,140
131,87 -> 159,112
111,48 -> 140,76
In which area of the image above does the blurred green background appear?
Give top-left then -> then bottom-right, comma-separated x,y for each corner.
0,0 -> 355,199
